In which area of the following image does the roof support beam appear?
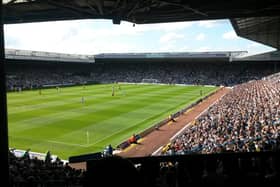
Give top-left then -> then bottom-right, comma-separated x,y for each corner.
126,1 -> 141,18
155,0 -> 208,17
46,0 -> 96,17
91,0 -> 104,15
6,0 -> 17,5
85,0 -> 98,15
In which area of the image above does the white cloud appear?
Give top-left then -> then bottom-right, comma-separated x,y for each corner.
4,20 -> 147,54
124,21 -> 193,33
195,33 -> 205,41
247,42 -> 263,48
4,20 -> 195,55
244,42 -> 276,56
194,46 -> 211,52
198,20 -> 218,28
153,22 -> 193,31
245,45 -> 275,57
5,21 -> 88,52
4,19 -> 275,56
159,43 -> 177,52
159,32 -> 185,43
222,31 -> 238,40
213,42 -> 275,57
179,46 -> 190,51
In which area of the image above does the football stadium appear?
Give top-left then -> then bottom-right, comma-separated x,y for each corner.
1,0 -> 280,186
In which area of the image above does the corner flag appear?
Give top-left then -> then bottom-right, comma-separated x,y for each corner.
86,131 -> 89,144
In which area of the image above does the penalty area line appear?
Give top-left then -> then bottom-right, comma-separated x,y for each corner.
46,140 -> 88,147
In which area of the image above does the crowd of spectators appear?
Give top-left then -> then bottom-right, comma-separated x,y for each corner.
163,77 -> 280,155
6,70 -> 90,91
5,61 -> 278,91
9,149 -> 85,186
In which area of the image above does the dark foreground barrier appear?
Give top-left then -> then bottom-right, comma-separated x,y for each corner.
69,152 -> 102,163
85,151 -> 280,187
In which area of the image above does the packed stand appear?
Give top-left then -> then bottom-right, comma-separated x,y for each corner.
6,61 -> 278,91
163,78 -> 280,155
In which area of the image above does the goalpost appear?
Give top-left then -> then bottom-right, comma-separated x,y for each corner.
141,78 -> 159,84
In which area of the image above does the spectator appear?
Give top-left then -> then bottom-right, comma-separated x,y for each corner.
103,144 -> 114,157
129,134 -> 138,144
45,150 -> 52,164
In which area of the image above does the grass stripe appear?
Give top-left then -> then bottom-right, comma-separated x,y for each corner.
8,84 -> 217,159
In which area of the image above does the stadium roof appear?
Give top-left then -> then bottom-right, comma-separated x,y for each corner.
234,50 -> 280,61
93,51 -> 246,63
5,49 -> 247,63
231,16 -> 280,49
3,0 -> 280,24
5,48 -> 95,63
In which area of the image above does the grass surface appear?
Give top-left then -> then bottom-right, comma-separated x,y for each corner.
8,83 -> 217,159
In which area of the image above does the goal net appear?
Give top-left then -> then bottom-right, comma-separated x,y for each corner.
141,79 -> 159,84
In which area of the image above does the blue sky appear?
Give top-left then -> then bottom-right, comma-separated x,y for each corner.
4,19 -> 275,56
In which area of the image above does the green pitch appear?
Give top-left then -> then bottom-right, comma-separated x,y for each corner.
8,84 -> 217,159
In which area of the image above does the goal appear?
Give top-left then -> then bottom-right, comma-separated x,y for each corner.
141,79 -> 159,84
